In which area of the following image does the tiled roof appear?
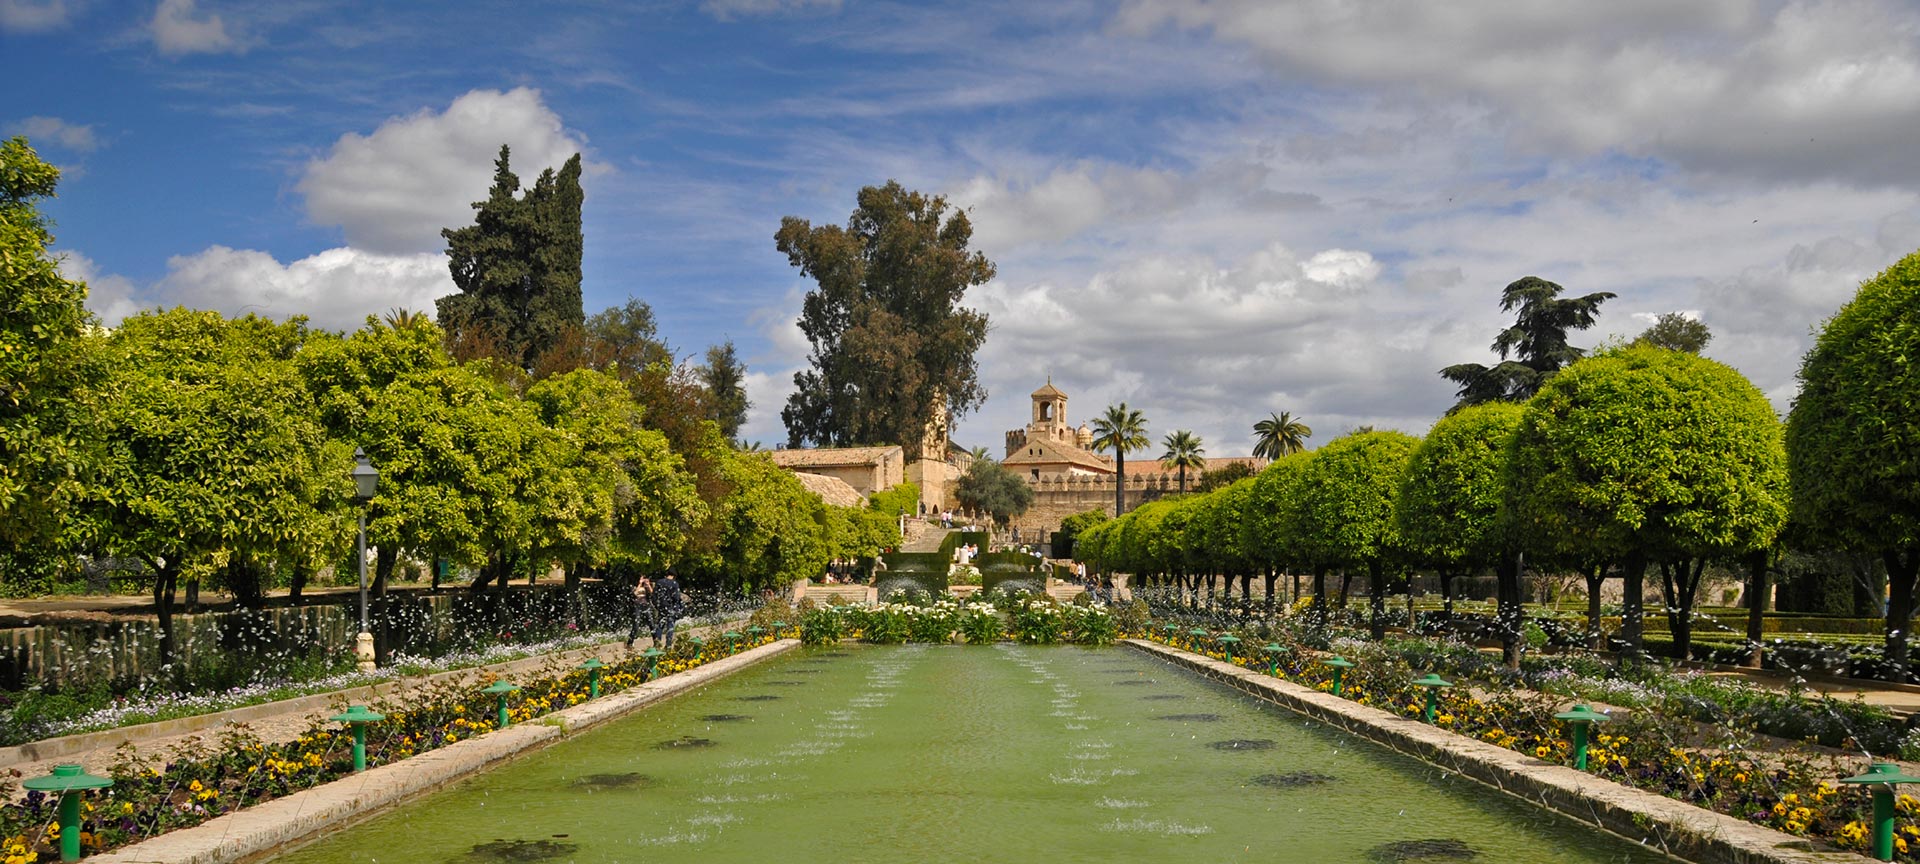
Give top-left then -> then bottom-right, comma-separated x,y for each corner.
765,445 -> 902,469
1031,381 -> 1067,399
793,472 -> 867,508
1004,436 -> 1113,473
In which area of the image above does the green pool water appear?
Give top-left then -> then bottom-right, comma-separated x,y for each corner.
272,644 -> 1662,863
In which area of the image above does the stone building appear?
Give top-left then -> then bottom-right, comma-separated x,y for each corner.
996,380 -> 1268,551
766,445 -> 905,496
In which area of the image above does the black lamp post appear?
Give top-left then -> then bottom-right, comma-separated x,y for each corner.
352,448 -> 378,672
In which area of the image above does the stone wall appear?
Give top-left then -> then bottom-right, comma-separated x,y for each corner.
1009,473 -> 1186,546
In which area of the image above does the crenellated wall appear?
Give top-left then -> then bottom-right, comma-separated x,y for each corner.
1008,473 -> 1186,546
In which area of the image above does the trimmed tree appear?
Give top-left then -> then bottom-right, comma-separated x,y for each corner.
1787,249 -> 1920,679
1508,344 -> 1787,662
1394,403 -> 1525,622
1245,451 -> 1315,614
1290,431 -> 1421,640
953,457 -> 1035,529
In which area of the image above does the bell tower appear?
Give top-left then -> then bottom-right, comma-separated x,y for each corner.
1030,378 -> 1069,444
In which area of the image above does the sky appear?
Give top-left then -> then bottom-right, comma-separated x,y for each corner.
8,0 -> 1920,458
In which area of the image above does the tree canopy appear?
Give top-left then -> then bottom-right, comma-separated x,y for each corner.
778,181 -> 994,458
1787,249 -> 1920,675
1159,429 -> 1205,493
699,340 -> 750,442
1252,411 -> 1311,460
437,145 -> 586,371
1634,312 -> 1712,354
1090,402 -> 1149,515
953,458 -> 1035,529
1395,402 -> 1525,570
0,137 -> 101,547
1508,344 -> 1787,658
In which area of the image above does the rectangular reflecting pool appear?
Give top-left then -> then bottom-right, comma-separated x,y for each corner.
272,644 -> 1661,863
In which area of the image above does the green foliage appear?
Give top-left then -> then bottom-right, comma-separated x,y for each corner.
952,458 -> 1034,528
87,309 -> 352,577
437,145 -> 586,371
832,505 -> 900,560
1054,508 -> 1108,560
1440,276 -> 1617,408
1251,410 -> 1311,460
698,340 -> 750,441
1290,431 -> 1420,568
867,481 -> 920,519
0,136 -> 102,547
1193,460 -> 1254,493
1634,312 -> 1711,354
778,181 -> 994,458
1787,248 -> 1920,556
697,442 -> 832,593
1508,344 -> 1788,562
1395,403 -> 1525,567
1091,402 -> 1149,515
1244,451 -> 1314,569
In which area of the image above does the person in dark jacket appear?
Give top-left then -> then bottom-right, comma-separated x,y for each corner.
626,576 -> 654,649
651,573 -> 685,648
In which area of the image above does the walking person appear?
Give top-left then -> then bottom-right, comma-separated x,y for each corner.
651,572 -> 685,648
625,575 -> 655,649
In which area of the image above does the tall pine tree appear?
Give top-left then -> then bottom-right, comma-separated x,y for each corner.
700,340 -> 750,442
438,145 -> 585,371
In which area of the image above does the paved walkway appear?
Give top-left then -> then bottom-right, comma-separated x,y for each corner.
899,524 -> 955,553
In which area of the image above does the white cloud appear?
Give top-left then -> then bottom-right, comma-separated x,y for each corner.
150,245 -> 452,331
297,88 -> 591,255
56,251 -> 142,326
8,116 -> 98,152
1117,0 -> 1920,188
0,0 -> 67,32
151,0 -> 241,56
700,0 -> 840,22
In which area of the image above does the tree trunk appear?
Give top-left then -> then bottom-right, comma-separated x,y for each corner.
1337,570 -> 1352,612
184,577 -> 200,612
1240,573 -> 1253,622
1585,562 -> 1606,651
1310,568 -> 1327,625
289,562 -> 309,604
1882,546 -> 1919,682
1115,453 -> 1125,517
147,559 -> 179,669
1263,570 -> 1277,621
1745,550 -> 1769,668
1659,558 -> 1706,663
1438,568 -> 1456,620
373,545 -> 397,666
1205,573 -> 1217,612
1496,551 -> 1522,670
1619,551 -> 1647,664
1290,570 -> 1300,606
565,563 -> 583,629
1367,561 -> 1387,640
1405,572 -> 1415,631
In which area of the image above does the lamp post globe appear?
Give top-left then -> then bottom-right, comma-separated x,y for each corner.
352,448 -> 378,673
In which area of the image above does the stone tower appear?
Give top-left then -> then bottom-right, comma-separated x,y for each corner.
1007,378 -> 1072,456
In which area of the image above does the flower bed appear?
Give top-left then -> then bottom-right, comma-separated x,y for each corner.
1141,624 -> 1915,859
0,605 -> 793,863
796,591 -> 1120,647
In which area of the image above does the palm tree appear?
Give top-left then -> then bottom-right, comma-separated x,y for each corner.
1251,411 -> 1312,460
1090,403 -> 1149,516
1160,430 -> 1206,493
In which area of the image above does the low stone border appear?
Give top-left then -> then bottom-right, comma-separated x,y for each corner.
0,617 -> 751,771
81,638 -> 799,864
1124,638 -> 1867,864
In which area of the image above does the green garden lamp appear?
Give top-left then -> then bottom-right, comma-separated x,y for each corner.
578,658 -> 604,699
1216,634 -> 1241,663
329,705 -> 385,773
1553,704 -> 1609,770
768,620 -> 788,638
1261,644 -> 1288,677
686,636 -> 707,658
1413,674 -> 1453,724
1162,624 -> 1178,642
23,765 -> 112,862
1188,627 -> 1210,651
642,647 -> 665,681
1841,763 -> 1920,860
1321,656 -> 1356,695
747,625 -> 766,645
723,630 -> 743,654
482,681 -> 520,729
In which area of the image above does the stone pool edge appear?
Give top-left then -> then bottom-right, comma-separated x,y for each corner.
1124,638 -> 1866,864
84,638 -> 801,864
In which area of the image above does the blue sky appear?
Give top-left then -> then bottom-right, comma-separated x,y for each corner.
9,0 -> 1920,455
